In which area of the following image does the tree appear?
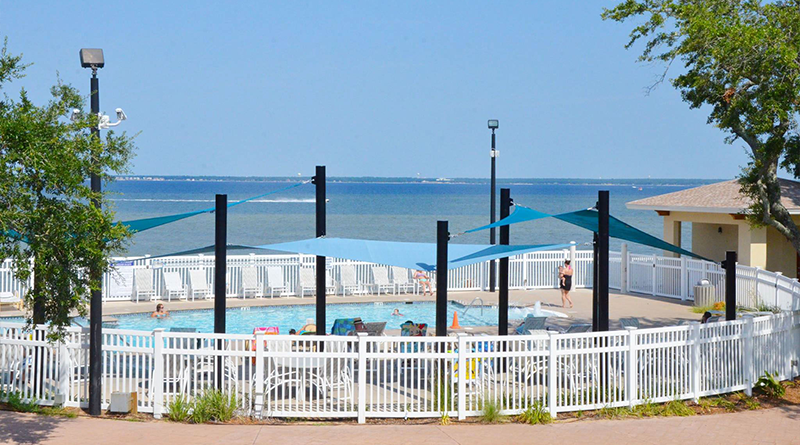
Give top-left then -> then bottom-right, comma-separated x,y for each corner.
0,40 -> 135,339
603,0 -> 800,252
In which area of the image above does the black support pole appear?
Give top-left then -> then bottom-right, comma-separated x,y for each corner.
436,221 -> 449,337
489,130 -> 497,292
592,232 -> 599,332
214,194 -> 227,389
598,191 -> 610,332
88,71 -> 102,416
499,188 -> 511,336
724,250 -> 737,321
313,166 -> 326,337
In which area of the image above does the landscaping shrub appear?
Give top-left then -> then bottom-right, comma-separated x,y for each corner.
518,402 -> 552,425
166,395 -> 192,422
479,399 -> 506,423
755,371 -> 786,398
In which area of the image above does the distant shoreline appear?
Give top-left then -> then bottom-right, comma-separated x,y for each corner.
113,176 -> 722,187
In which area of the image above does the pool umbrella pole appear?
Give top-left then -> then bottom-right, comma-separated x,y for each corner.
214,194 -> 227,389
312,166 -> 326,338
597,190 -> 610,332
436,221 -> 448,337
723,251 -> 737,321
498,188 -> 511,336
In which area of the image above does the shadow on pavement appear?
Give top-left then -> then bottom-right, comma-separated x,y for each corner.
0,411 -> 66,445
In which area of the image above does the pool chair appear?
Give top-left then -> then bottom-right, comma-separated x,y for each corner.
331,318 -> 367,336
564,323 -> 592,333
338,265 -> 367,296
188,269 -> 211,301
514,316 -> 547,335
364,321 -> 387,336
163,271 -> 187,302
241,266 -> 264,299
297,267 -> 336,297
266,266 -> 289,298
371,267 -> 394,295
620,317 -> 640,329
390,266 -> 416,294
133,268 -> 157,302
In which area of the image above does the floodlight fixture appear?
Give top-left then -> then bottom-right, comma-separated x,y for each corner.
79,48 -> 104,70
488,119 -> 499,130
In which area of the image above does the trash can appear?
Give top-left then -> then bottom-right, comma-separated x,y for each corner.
694,279 -> 715,307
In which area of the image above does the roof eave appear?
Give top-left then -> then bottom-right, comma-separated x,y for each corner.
626,203 -> 800,215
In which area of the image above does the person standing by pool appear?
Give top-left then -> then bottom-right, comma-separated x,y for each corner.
151,303 -> 169,318
414,270 -> 433,296
558,260 -> 574,308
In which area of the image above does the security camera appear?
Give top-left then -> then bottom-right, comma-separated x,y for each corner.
70,109 -> 81,122
115,108 -> 127,121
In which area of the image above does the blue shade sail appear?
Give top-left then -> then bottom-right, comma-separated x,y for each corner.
464,205 -> 551,233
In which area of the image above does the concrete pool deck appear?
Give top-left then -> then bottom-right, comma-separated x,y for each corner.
0,288 -> 701,333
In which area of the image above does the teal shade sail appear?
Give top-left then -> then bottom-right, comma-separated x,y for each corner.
465,205 -> 551,233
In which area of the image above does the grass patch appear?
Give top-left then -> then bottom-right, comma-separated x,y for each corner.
631,400 -> 659,417
518,402 -> 552,425
710,397 -> 737,412
439,412 -> 451,426
598,406 -> 635,419
166,395 -> 192,422
479,399 -> 506,424
661,400 -> 694,417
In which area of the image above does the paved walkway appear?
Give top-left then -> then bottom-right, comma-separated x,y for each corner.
2,406 -> 799,445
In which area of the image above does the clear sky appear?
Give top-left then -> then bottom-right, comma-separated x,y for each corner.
1,1 -> 746,179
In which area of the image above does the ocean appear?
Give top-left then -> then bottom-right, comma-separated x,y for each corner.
106,178 -> 714,257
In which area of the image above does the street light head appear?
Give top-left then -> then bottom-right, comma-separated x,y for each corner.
115,108 -> 127,121
79,48 -> 104,69
487,119 -> 499,129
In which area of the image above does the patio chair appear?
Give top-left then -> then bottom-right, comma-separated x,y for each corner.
266,266 -> 288,298
163,271 -> 187,302
514,316 -> 547,335
188,269 -> 212,301
620,317 -> 640,329
564,323 -> 592,333
364,321 -> 386,336
371,267 -> 394,295
338,265 -> 367,296
331,318 -> 366,336
390,266 -> 416,294
241,266 -> 263,299
133,268 -> 157,302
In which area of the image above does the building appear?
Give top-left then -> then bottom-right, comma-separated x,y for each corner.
627,179 -> 800,278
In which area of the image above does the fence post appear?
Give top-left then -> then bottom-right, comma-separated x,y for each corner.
457,333 -> 467,420
253,331 -> 265,417
152,328 -> 165,419
743,317 -> 754,396
625,327 -> 637,408
690,322 -> 701,402
57,339 -> 71,402
620,243 -> 628,294
357,333 -> 367,424
651,254 -> 657,296
680,256 -> 688,301
547,331 -> 557,418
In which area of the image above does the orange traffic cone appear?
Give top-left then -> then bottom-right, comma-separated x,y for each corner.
450,311 -> 462,329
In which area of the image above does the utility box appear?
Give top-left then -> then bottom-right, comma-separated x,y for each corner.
694,281 -> 716,307
109,392 -> 138,414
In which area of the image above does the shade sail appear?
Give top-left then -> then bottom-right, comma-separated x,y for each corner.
465,205 -> 550,233
255,238 -> 574,271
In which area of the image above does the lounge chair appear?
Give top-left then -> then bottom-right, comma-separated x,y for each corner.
133,268 -> 157,302
390,266 -> 415,294
364,321 -> 387,336
564,323 -> 592,333
338,265 -> 367,296
514,316 -> 547,335
188,269 -> 212,301
371,267 -> 394,295
163,271 -> 187,302
620,317 -> 640,329
241,266 -> 263,299
266,266 -> 288,298
331,318 -> 366,336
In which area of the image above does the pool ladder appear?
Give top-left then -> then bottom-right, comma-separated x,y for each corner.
460,297 -> 485,318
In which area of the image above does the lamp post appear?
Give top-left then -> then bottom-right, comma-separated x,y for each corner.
488,119 -> 499,292
80,48 -> 127,415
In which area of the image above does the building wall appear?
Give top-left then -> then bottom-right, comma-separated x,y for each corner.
767,224 -> 798,278
691,222 -> 738,263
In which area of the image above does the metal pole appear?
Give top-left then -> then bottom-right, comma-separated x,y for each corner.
313,166 -> 326,337
214,194 -> 227,389
598,191 -> 610,332
489,129 -> 497,292
88,71 -> 102,416
499,188 -> 511,335
592,232 -> 599,332
724,250 -> 737,321
436,221 -> 449,337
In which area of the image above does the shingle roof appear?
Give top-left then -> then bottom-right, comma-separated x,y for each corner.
626,179 -> 800,214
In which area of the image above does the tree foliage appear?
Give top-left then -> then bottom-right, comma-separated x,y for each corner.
603,0 -> 800,251
0,40 -> 134,338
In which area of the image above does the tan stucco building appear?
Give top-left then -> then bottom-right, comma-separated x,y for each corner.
627,179 -> 800,278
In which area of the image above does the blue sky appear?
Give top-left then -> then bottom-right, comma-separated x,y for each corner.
2,1 -> 746,179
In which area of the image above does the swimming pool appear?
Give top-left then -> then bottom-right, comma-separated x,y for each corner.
1,302 -> 546,334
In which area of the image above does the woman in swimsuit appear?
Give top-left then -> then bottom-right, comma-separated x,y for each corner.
414,270 -> 433,296
559,260 -> 574,308
151,303 -> 169,318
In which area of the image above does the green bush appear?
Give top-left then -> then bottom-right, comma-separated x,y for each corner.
632,400 -> 659,417
755,371 -> 786,398
661,400 -> 695,417
518,402 -> 552,425
166,395 -> 192,422
6,391 -> 41,414
204,389 -> 237,422
479,399 -> 506,423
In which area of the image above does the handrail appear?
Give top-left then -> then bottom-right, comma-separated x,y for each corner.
461,296 -> 485,317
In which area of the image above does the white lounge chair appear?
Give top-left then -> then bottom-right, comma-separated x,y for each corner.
241,266 -> 263,299
371,267 -> 394,295
325,271 -> 336,295
266,266 -> 288,298
133,268 -> 157,302
338,265 -> 366,296
188,269 -> 212,301
297,267 -> 335,297
163,272 -> 187,302
390,266 -> 415,294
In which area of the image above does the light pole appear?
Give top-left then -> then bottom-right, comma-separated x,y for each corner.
488,119 -> 499,292
80,48 -> 127,415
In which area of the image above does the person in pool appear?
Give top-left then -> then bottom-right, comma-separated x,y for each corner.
151,303 -> 169,318
414,270 -> 433,296
391,308 -> 404,317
